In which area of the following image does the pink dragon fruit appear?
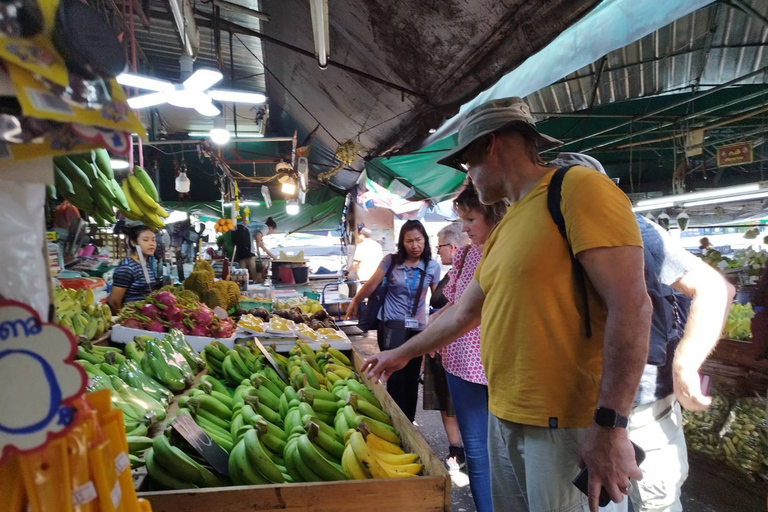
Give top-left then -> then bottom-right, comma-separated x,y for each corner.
163,305 -> 184,323
121,318 -> 143,329
189,304 -> 214,326
153,291 -> 177,309
189,325 -> 208,336
140,303 -> 161,320
145,320 -> 166,333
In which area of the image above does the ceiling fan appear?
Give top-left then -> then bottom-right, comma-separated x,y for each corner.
116,55 -> 266,116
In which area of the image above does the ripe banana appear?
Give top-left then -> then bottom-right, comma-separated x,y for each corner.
341,443 -> 370,480
369,448 -> 420,465
348,430 -> 388,479
364,432 -> 405,455
376,459 -> 422,478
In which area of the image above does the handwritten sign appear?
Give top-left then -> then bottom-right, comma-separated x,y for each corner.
717,141 -> 753,168
171,414 -> 229,476
0,300 -> 86,462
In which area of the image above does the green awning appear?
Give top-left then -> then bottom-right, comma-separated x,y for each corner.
161,188 -> 344,234
365,135 -> 466,202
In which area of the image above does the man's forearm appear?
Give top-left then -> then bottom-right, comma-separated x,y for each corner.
598,298 -> 652,416
673,270 -> 735,372
399,305 -> 479,360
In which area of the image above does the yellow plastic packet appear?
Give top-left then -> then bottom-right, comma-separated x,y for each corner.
100,409 -> 139,512
19,437 -> 73,512
88,440 -> 120,512
6,62 -> 146,136
67,421 -> 96,512
0,452 -> 27,512
84,389 -> 112,417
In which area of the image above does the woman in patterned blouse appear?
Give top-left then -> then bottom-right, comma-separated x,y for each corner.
437,181 -> 506,512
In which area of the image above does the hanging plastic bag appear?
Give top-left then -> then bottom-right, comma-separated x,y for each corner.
682,393 -> 731,457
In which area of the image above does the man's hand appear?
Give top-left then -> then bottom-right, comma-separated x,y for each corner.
361,348 -> 410,383
344,300 -> 359,321
673,365 -> 711,412
579,426 -> 642,512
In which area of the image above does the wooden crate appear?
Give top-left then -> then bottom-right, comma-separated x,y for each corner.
138,348 -> 451,512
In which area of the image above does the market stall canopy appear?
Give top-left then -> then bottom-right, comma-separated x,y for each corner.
366,0 -> 768,202
161,187 -> 344,234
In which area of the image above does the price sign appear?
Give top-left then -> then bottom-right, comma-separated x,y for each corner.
0,299 -> 86,462
171,414 -> 229,476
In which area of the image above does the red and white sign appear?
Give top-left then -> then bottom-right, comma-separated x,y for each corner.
717,141 -> 753,168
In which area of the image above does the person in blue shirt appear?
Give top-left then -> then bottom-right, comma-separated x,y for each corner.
108,224 -> 157,313
346,220 -> 442,421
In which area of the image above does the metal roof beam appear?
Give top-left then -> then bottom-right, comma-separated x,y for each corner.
550,64 -> 768,153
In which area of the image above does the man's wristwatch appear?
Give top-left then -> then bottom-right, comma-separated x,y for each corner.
593,407 -> 628,429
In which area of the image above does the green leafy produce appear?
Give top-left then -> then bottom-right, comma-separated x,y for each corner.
717,397 -> 767,479
722,302 -> 754,341
683,394 -> 731,457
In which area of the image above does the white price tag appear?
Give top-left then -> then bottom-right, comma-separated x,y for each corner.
110,481 -> 122,509
71,481 -> 97,506
114,451 -> 130,474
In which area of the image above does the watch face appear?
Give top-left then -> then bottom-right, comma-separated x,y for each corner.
594,407 -> 617,427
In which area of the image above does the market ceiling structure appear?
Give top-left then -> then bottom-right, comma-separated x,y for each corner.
369,0 -> 768,210
106,0 -> 603,196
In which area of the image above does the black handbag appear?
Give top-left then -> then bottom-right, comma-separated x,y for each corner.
377,265 -> 427,351
357,257 -> 395,332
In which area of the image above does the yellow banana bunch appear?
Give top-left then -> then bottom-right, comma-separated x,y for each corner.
119,167 -> 169,229
54,285 -> 112,340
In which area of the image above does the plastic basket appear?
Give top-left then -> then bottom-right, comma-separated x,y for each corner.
239,299 -> 273,312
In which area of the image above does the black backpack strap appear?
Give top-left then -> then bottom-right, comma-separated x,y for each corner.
379,255 -> 397,320
547,166 -> 592,338
410,264 -> 428,317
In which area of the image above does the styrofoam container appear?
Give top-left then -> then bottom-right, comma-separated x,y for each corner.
111,324 -> 237,353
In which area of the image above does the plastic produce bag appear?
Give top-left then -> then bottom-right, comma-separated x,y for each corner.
682,393 -> 731,457
718,397 -> 768,479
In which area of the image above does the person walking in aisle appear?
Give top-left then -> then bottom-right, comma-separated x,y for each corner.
551,152 -> 735,512
350,227 -> 384,282
434,181 -> 506,512
345,220 -> 441,422
425,221 -> 468,472
231,222 -> 257,282
363,97 -> 652,512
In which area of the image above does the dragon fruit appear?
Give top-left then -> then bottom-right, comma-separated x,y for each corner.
145,320 -> 166,333
188,304 -> 214,326
209,318 -> 235,338
189,325 -> 208,336
121,318 -> 144,329
153,291 -> 177,309
163,305 -> 184,323
140,303 -> 161,320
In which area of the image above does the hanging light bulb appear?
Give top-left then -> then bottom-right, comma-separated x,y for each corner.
676,211 -> 690,231
175,170 -> 191,193
110,158 -> 130,170
279,174 -> 297,195
286,201 -> 300,215
209,116 -> 230,145
657,212 -> 670,231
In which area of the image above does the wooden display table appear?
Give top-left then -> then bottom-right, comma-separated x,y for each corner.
138,348 -> 451,512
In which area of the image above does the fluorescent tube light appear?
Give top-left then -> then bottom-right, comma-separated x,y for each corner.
632,202 -> 675,213
684,190 -> 768,207
127,92 -> 168,109
309,0 -> 330,68
636,183 -> 762,207
208,90 -> 266,104
116,73 -> 174,93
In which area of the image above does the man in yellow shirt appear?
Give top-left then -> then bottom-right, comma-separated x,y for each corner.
364,97 -> 652,512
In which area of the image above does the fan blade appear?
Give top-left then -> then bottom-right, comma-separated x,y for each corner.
116,73 -> 174,93
127,92 -> 168,109
195,101 -> 221,117
183,68 -> 223,91
208,89 -> 266,104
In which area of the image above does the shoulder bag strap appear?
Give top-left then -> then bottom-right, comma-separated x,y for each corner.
379,255 -> 397,321
410,263 -> 428,317
546,165 -> 592,338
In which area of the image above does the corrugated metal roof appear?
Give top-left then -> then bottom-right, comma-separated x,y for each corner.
527,0 -> 768,118
131,1 -> 266,93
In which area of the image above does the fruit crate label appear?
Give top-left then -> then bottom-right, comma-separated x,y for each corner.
114,451 -> 130,474
0,299 -> 87,462
171,414 -> 229,476
72,481 -> 97,506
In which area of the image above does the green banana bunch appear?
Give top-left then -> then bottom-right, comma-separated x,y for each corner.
152,435 -> 225,488
121,168 -> 168,229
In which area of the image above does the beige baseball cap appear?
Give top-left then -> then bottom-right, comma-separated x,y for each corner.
437,97 -> 562,171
